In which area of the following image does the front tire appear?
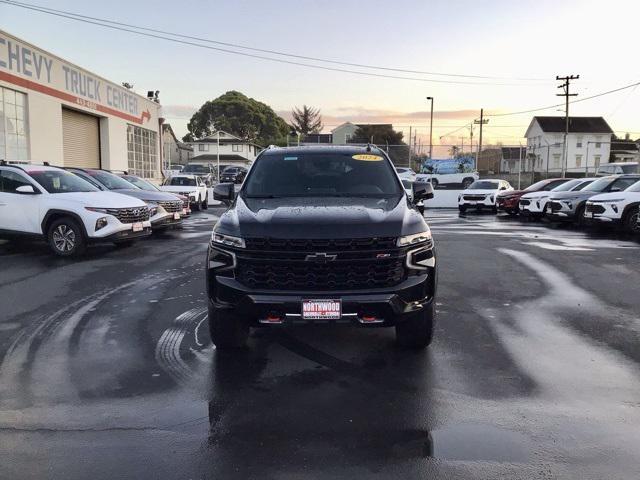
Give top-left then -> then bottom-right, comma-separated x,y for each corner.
575,204 -> 586,227
208,305 -> 249,349
47,217 -> 86,257
202,196 -> 209,210
194,197 -> 202,211
396,304 -> 434,349
458,205 -> 467,213
623,206 -> 640,234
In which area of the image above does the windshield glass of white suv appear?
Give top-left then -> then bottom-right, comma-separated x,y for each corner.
583,177 -> 617,192
243,152 -> 403,198
468,180 -> 499,190
167,177 -> 197,187
550,179 -> 582,192
624,180 -> 640,192
30,170 -> 99,193
620,164 -> 638,174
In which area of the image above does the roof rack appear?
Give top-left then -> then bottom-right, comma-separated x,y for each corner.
0,160 -> 52,168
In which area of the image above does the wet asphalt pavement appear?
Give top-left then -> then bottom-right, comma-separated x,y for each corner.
1,209 -> 640,479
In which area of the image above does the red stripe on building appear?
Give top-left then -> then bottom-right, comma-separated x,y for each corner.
0,69 -> 146,125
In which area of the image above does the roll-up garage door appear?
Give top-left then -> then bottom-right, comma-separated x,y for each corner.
62,108 -> 100,168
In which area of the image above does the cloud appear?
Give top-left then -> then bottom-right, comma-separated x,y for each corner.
277,107 -> 479,129
161,104 -> 198,119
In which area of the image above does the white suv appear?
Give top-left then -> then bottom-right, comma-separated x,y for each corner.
584,179 -> 640,233
458,179 -> 513,213
519,178 -> 597,216
160,174 -> 209,210
0,163 -> 152,256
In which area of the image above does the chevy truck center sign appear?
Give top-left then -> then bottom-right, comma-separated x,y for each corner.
0,30 -> 155,125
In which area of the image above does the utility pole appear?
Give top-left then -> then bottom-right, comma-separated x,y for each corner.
426,97 -> 434,159
474,108 -> 489,170
556,75 -> 579,176
408,126 -> 412,167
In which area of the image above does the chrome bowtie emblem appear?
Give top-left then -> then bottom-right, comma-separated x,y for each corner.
305,252 -> 337,263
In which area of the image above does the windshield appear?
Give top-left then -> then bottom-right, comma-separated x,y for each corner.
551,179 -> 581,191
243,152 -> 403,198
223,167 -> 239,173
122,175 -> 159,192
182,165 -> 210,174
621,164 -> 638,174
468,180 -> 499,190
524,180 -> 551,191
30,170 -> 99,193
583,177 -> 616,192
623,180 -> 640,192
86,170 -> 139,190
166,177 -> 197,187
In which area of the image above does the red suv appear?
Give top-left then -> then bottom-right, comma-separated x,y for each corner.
497,178 -> 571,215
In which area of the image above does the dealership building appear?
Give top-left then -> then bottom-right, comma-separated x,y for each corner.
0,29 -> 162,179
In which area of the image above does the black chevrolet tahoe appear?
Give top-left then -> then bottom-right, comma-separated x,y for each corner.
206,145 -> 436,349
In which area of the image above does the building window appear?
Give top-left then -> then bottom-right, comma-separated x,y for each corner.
576,136 -> 583,148
0,87 -> 29,161
575,154 -> 582,168
553,154 -> 561,168
127,125 -> 158,179
594,155 -> 601,167
198,144 -> 209,152
232,144 -> 243,152
345,134 -> 353,143
595,142 -> 601,148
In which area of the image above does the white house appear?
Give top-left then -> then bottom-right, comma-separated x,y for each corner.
185,130 -> 261,167
330,122 -> 394,145
162,124 -> 193,168
524,116 -> 613,174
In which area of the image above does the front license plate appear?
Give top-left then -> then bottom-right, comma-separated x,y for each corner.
302,299 -> 341,320
132,222 -> 143,232
174,212 -> 180,220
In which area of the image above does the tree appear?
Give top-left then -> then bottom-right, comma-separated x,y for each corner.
183,91 -> 289,146
291,105 -> 323,136
350,124 -> 404,146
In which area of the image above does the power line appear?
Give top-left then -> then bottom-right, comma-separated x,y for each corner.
486,80 -> 640,117
0,0 -> 551,86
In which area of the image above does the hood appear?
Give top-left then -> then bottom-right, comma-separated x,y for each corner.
462,189 -> 498,195
498,189 -> 524,198
521,191 -> 549,200
111,188 -> 183,203
588,191 -> 640,202
550,190 -> 594,200
56,191 -> 147,208
160,185 -> 198,193
215,195 -> 427,239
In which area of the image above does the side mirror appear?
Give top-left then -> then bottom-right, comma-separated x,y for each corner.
16,185 -> 37,194
413,182 -> 434,201
213,182 -> 235,202
500,186 -> 507,190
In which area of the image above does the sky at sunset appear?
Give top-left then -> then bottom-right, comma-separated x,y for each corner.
2,0 -> 640,153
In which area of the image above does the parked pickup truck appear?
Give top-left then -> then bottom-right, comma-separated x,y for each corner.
160,175 -> 209,210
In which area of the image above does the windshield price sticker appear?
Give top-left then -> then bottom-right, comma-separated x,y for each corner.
302,299 -> 342,320
352,154 -> 383,161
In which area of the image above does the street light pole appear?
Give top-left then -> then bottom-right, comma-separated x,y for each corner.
426,97 -> 434,159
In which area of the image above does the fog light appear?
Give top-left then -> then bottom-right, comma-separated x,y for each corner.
611,204 -> 618,213
95,217 -> 108,231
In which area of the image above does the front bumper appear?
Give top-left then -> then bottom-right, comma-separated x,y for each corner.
206,249 -> 436,327
151,212 -> 183,229
88,226 -> 152,243
496,197 -> 520,211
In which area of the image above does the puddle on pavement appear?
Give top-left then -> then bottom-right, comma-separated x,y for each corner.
432,424 -> 529,462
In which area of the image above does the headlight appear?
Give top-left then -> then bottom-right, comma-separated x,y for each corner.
397,230 -> 432,247
145,202 -> 159,217
597,199 -> 624,203
211,231 -> 246,248
85,207 -> 109,214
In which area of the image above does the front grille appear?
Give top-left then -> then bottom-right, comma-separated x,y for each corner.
107,207 -> 150,224
519,199 -> 531,206
463,194 -> 487,201
586,203 -> 605,214
159,200 -> 183,213
244,237 -> 397,252
549,201 -> 562,212
235,254 -> 406,291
